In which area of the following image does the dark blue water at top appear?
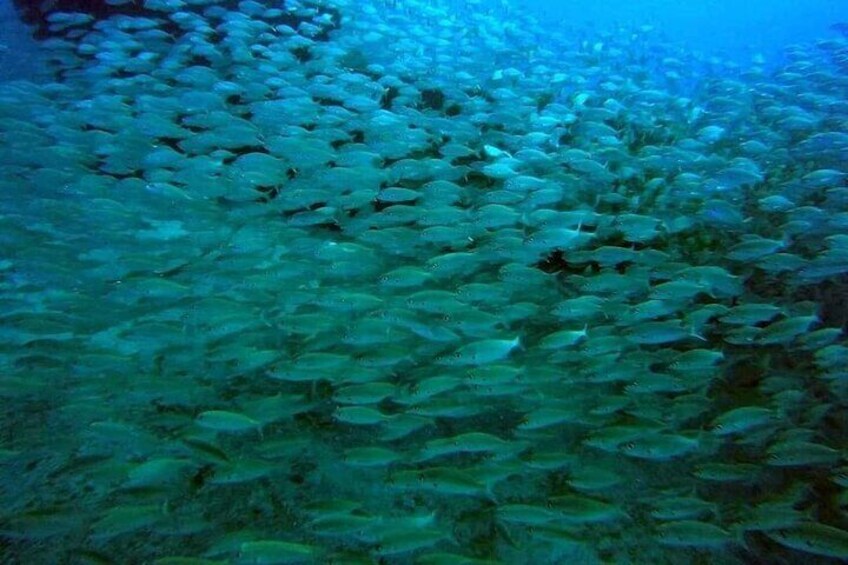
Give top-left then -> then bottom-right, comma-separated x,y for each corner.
523,0 -> 848,66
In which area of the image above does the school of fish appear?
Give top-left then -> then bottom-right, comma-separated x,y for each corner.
1,0 -> 848,563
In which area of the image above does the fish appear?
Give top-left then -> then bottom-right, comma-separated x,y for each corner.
373,525 -> 451,557
624,371 -> 687,394
656,520 -> 732,548
710,406 -> 775,436
517,406 -> 586,430
583,424 -> 663,453
692,463 -> 761,483
396,376 -> 463,405
766,440 -> 842,467
195,411 -> 261,435
125,457 -> 194,488
649,496 -> 717,521
727,237 -> 785,261
567,466 -> 624,492
649,280 -> 711,301
388,467 -> 492,498
89,505 -> 162,540
719,303 -> 783,325
334,406 -> 396,426
379,266 -> 433,288
537,325 -> 589,349
209,459 -> 274,485
237,540 -> 317,563
757,315 -> 819,345
310,512 -> 378,539
497,504 -> 560,525
624,321 -> 703,345
416,432 -> 522,461
617,299 -> 685,323
334,382 -> 397,405
668,349 -> 724,373
438,336 -> 521,366
343,446 -> 403,468
740,502 -> 808,532
619,433 -> 701,460
548,495 -> 629,524
766,523 -> 848,559
552,296 -> 607,320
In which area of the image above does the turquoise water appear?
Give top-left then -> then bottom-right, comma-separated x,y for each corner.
1,1 -> 848,563
524,0 -> 848,65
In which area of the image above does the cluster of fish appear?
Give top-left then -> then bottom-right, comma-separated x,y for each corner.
1,0 -> 848,562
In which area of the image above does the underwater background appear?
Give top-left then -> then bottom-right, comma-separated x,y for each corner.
2,0 -> 848,563
524,0 -> 848,65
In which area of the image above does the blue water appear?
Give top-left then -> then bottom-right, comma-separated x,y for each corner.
0,1 -> 43,80
524,0 -> 848,65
